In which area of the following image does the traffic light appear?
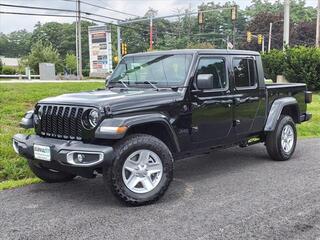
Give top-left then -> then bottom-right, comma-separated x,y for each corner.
121,42 -> 128,55
231,5 -> 238,21
246,31 -> 252,43
198,11 -> 204,25
113,56 -> 119,64
257,34 -> 263,45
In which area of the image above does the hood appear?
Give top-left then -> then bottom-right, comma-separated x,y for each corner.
38,88 -> 183,113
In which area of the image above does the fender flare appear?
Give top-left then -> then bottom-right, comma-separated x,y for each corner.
264,97 -> 299,131
95,113 -> 180,152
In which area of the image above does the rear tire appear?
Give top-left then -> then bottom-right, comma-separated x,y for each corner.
28,160 -> 76,183
104,134 -> 173,206
265,115 -> 297,161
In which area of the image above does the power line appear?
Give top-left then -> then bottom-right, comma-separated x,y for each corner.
81,0 -> 138,18
0,3 -> 77,13
61,0 -> 139,17
0,9 -> 149,35
0,11 -> 75,18
0,3 -> 125,22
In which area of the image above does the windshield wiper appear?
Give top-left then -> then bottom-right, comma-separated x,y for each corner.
142,80 -> 159,91
118,80 -> 129,89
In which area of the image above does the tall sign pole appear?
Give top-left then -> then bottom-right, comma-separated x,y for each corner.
283,0 -> 290,50
316,0 -> 320,47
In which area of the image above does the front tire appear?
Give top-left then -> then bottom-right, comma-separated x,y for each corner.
104,134 -> 173,206
265,115 -> 297,161
28,160 -> 76,183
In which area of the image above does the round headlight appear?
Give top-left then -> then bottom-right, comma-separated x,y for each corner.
88,109 -> 99,128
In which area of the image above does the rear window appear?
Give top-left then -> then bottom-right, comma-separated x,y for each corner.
233,58 -> 257,88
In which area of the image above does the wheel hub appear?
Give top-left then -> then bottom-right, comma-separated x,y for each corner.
122,149 -> 163,194
281,124 -> 294,153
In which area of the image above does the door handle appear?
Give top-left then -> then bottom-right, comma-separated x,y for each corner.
234,97 -> 259,105
248,97 -> 259,102
206,99 -> 233,105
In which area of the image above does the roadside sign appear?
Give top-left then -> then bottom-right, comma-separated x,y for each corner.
88,26 -> 112,77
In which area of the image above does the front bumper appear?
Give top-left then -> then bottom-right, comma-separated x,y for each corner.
13,134 -> 115,176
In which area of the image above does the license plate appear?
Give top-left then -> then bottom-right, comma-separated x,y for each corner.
34,144 -> 51,161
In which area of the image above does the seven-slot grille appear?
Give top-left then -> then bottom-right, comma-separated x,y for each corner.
35,105 -> 85,140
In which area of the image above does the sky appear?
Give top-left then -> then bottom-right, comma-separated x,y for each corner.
0,0 -> 317,34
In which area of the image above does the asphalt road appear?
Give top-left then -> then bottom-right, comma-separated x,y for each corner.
1,138 -> 320,240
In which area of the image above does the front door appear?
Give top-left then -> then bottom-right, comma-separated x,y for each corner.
191,55 -> 234,148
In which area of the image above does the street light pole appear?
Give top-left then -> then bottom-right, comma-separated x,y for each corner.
316,0 -> 320,47
283,0 -> 290,50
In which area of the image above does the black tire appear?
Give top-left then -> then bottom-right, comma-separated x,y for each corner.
265,115 -> 297,161
104,134 -> 173,206
28,159 -> 76,183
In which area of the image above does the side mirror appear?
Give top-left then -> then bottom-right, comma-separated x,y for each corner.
196,74 -> 213,90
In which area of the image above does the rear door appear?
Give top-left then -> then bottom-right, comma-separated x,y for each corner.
231,56 -> 262,137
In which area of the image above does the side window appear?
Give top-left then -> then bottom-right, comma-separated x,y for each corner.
196,57 -> 227,90
233,58 -> 257,88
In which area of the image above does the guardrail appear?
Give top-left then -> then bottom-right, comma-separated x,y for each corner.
0,74 -> 40,79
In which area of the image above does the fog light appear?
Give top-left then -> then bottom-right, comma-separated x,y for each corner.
77,154 -> 85,163
66,151 -> 104,166
13,140 -> 19,154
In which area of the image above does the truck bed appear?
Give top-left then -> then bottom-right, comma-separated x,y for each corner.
265,83 -> 307,117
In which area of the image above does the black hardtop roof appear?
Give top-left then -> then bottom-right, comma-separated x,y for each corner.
125,49 -> 260,57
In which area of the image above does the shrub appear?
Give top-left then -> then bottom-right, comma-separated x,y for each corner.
262,47 -> 320,90
2,66 -> 18,75
65,53 -> 77,74
261,50 -> 285,81
284,46 -> 320,90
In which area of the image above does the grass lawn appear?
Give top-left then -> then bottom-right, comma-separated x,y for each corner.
297,92 -> 320,138
0,83 -> 318,189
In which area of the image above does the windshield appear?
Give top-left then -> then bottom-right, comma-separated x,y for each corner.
109,54 -> 193,88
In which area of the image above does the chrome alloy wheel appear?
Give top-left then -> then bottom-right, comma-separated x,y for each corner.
281,124 -> 294,153
122,149 -> 163,194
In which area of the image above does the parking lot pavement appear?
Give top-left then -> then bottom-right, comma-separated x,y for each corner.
0,138 -> 320,240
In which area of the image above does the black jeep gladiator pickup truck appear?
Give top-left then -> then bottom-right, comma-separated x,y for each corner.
13,49 -> 312,205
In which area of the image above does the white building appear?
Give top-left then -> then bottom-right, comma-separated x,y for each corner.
0,56 -> 20,67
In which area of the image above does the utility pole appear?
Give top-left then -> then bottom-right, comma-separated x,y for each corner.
316,0 -> 320,47
149,17 -> 153,50
268,22 -> 272,52
117,25 -> 122,60
262,36 -> 265,54
283,0 -> 290,50
75,1 -> 79,78
76,0 -> 82,79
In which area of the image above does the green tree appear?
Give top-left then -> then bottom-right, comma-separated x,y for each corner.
65,53 -> 77,74
0,30 -> 32,57
24,41 -> 61,74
